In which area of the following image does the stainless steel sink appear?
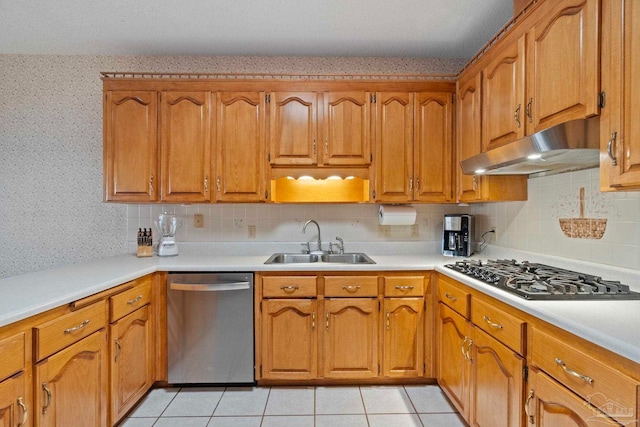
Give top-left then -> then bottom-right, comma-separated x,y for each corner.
321,253 -> 376,264
264,253 -> 319,264
264,252 -> 375,264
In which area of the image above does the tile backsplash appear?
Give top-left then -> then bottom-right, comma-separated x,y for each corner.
471,168 -> 640,270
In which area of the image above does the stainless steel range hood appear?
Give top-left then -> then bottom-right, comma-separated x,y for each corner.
460,117 -> 600,177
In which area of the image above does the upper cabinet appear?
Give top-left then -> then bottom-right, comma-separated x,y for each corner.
104,91 -> 158,202
160,91 -> 213,203
375,92 -> 455,203
481,0 -> 599,151
216,92 -> 266,202
600,0 -> 640,190
268,91 -> 371,167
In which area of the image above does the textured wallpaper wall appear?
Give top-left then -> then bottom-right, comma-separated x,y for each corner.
0,54 -> 466,278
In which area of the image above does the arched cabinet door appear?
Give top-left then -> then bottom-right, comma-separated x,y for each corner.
268,92 -> 318,166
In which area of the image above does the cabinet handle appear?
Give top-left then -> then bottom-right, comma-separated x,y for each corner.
514,104 -> 521,128
325,311 -> 329,331
127,294 -> 143,305
17,396 -> 28,427
42,382 -> 52,414
204,175 -> 209,193
415,176 -> 420,191
312,312 -> 316,330
395,285 -> 414,290
386,311 -> 390,330
115,339 -> 122,362
472,175 -> 478,191
409,177 -> 413,191
280,285 -> 299,293
444,293 -> 457,302
216,176 -> 221,193
313,140 -> 316,155
466,339 -> 473,361
526,98 -> 533,122
525,389 -> 534,424
149,175 -> 154,195
342,285 -> 361,292
483,315 -> 503,329
555,358 -> 594,384
461,337 -> 468,360
64,319 -> 90,334
325,140 -> 329,155
607,131 -> 618,166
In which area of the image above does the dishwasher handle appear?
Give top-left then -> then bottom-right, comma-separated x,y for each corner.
170,281 -> 251,292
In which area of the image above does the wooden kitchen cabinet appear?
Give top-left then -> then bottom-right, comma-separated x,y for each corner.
526,367 -> 624,427
375,91 -> 457,203
322,91 -> 372,166
215,91 -> 266,202
34,330 -> 108,427
0,370 -> 30,427
600,0 -> 640,190
481,35 -> 526,152
383,298 -> 424,378
456,71 -> 527,203
268,92 -> 318,166
160,91 -> 213,202
103,90 -> 158,202
260,298 -> 318,381
109,278 -> 154,424
323,298 -> 378,379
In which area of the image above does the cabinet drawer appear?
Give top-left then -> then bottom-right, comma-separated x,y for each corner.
0,332 -> 25,381
262,276 -> 317,298
384,276 -> 424,297
438,277 -> 470,318
471,297 -> 525,354
530,326 -> 639,424
34,300 -> 106,361
324,276 -> 378,297
110,278 -> 152,322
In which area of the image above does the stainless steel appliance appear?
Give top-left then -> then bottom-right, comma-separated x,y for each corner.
443,214 -> 474,257
167,272 -> 254,384
445,259 -> 640,300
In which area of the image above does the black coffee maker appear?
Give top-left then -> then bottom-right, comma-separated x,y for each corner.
442,214 -> 474,257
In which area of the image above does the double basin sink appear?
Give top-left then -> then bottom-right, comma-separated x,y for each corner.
265,253 -> 375,265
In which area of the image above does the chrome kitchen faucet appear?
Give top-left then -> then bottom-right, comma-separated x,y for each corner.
302,220 -> 323,253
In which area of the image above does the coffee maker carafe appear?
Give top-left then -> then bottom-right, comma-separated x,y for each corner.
442,214 -> 474,257
154,213 -> 179,257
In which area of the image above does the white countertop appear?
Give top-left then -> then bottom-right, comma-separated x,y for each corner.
2,243 -> 640,367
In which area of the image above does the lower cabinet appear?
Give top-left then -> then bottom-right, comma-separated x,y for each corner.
0,370 -> 30,427
110,305 -> 153,423
383,298 -> 424,378
261,298 -> 318,381
526,367 -> 622,427
323,298 -> 378,379
34,330 -> 108,427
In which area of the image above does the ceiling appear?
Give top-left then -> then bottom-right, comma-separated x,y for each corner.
0,0 -> 513,59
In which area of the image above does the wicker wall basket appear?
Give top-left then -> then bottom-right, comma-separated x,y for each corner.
558,187 -> 607,239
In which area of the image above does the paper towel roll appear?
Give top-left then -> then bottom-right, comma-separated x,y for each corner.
378,205 -> 417,225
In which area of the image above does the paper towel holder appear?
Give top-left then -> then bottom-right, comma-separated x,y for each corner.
378,204 -> 417,226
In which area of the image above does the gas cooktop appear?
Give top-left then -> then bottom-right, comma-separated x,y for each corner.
445,259 -> 640,300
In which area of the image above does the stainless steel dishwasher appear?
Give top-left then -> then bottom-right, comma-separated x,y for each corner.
167,272 -> 254,384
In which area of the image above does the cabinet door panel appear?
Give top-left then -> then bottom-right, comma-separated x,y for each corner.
35,330 -> 108,427
383,298 -> 423,378
0,370 -> 29,427
269,92 -> 317,166
111,306 -> 153,423
375,92 -> 414,202
527,0 -> 599,132
456,73 -> 482,202
414,92 -> 453,202
482,36 -> 526,151
469,326 -> 525,427
160,91 -> 212,202
322,92 -> 371,166
261,299 -> 317,380
437,303 -> 470,418
323,299 -> 378,379
216,92 -> 265,201
104,91 -> 158,202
